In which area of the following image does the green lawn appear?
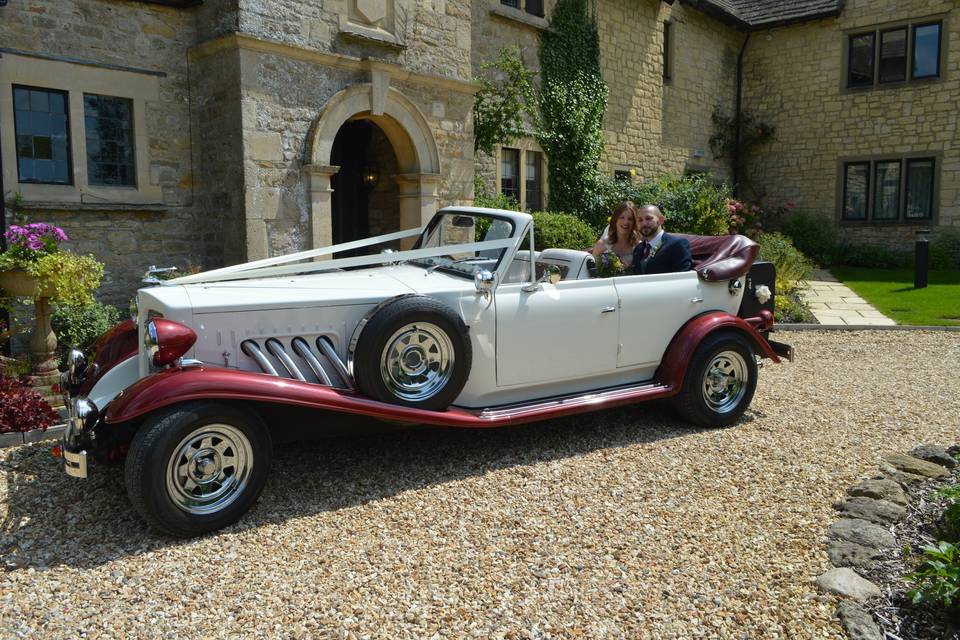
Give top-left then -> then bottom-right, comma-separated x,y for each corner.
830,267 -> 960,326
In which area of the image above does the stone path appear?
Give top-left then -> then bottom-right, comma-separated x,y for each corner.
800,269 -> 897,326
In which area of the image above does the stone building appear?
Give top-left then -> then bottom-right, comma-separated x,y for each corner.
0,0 -> 955,307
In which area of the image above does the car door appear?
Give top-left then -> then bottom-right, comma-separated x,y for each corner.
495,278 -> 620,387
613,271 -> 704,368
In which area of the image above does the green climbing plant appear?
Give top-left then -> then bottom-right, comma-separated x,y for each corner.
537,0 -> 608,219
473,46 -> 537,156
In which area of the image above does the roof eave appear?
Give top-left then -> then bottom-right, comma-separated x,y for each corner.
678,0 -> 750,30
746,8 -> 844,31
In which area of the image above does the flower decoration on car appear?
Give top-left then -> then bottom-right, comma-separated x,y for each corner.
754,284 -> 772,304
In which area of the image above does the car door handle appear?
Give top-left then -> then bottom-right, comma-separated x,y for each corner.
601,306 -> 616,313
691,298 -> 704,303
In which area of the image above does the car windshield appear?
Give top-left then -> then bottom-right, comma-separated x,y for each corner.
409,212 -> 516,277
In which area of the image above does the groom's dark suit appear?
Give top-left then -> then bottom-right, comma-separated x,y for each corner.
633,233 -> 693,275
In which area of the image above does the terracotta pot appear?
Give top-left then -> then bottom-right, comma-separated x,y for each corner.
0,269 -> 51,297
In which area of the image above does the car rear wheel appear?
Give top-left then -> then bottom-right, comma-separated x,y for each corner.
124,402 -> 272,537
353,297 -> 471,410
674,330 -> 757,428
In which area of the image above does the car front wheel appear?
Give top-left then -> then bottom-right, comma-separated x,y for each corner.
674,330 -> 758,428
124,402 -> 272,537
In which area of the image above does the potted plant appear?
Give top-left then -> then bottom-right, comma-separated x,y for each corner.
0,222 -> 104,398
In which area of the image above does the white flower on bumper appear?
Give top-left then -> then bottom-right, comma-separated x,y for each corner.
754,284 -> 772,304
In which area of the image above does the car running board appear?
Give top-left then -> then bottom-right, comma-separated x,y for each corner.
472,381 -> 675,423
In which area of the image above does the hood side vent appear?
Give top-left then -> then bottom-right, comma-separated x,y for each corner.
241,336 -> 353,390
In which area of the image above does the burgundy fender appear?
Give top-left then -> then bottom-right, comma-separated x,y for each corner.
103,365 -> 677,429
78,319 -> 138,396
655,312 -> 780,390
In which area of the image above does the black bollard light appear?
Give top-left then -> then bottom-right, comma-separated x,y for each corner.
914,229 -> 930,289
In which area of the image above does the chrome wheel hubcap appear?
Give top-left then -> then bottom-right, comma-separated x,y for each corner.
701,350 -> 748,414
166,424 -> 253,515
381,322 -> 454,401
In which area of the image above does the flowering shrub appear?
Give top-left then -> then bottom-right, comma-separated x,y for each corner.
0,221 -> 104,307
728,199 -> 795,238
0,373 -> 58,433
3,223 -> 69,258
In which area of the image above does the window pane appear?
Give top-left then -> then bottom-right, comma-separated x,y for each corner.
12,86 -> 71,185
873,161 -> 900,220
663,22 -> 671,80
84,93 -> 136,187
500,148 -> 520,203
525,0 -> 543,17
500,0 -> 519,8
848,33 -> 875,86
912,23 -> 941,79
905,159 -> 934,219
525,151 -> 542,212
879,28 -> 906,83
843,163 -> 869,220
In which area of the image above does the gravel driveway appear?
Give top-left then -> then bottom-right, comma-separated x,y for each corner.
2,330 -> 958,638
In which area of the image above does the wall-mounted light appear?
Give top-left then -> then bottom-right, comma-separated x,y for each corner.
361,165 -> 380,189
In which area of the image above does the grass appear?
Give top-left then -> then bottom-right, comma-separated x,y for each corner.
830,267 -> 960,326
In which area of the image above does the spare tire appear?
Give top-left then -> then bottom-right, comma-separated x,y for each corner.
353,296 -> 471,410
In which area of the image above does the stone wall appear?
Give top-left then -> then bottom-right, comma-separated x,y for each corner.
233,42 -> 475,257
0,0 -> 206,306
743,0 -> 959,247
472,0 -> 738,206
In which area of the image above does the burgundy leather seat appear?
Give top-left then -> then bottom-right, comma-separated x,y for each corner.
675,234 -> 760,282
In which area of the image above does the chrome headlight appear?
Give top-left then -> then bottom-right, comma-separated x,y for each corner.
65,397 -> 99,447
144,320 -> 160,361
67,348 -> 87,382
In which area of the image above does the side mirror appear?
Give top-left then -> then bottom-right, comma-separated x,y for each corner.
522,264 -> 561,292
474,269 -> 496,298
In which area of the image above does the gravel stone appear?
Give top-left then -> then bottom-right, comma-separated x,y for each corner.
836,601 -> 883,640
816,568 -> 882,601
826,518 -> 896,549
826,541 -> 884,568
884,452 -> 950,478
1,330 -> 959,638
909,444 -> 957,469
847,478 -> 908,505
834,497 -> 906,524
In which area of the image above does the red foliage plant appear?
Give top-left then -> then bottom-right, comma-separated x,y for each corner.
0,374 -> 58,434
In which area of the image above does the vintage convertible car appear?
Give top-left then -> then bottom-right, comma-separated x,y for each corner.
57,207 -> 791,536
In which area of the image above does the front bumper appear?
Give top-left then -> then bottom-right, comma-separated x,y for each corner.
60,364 -> 99,480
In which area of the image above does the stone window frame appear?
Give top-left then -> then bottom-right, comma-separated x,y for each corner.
841,14 -> 948,93
837,153 -> 940,226
497,139 -> 548,212
0,52 -> 162,208
489,0 -> 548,30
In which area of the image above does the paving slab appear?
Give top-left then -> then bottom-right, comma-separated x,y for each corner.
800,270 -> 896,326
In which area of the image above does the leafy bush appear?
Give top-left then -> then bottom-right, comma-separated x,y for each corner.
52,301 -> 122,362
594,173 -> 732,236
0,373 -> 58,433
781,211 -> 838,266
837,243 -> 911,269
937,484 -> 960,544
474,176 -> 520,211
757,232 -> 816,290
473,46 -> 537,155
756,232 -> 817,323
931,228 -> 960,270
906,541 -> 960,615
530,211 -> 597,250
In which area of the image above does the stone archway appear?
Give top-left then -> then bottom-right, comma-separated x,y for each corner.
304,83 -> 441,250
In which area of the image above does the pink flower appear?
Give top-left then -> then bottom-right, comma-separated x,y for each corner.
785,200 -> 796,209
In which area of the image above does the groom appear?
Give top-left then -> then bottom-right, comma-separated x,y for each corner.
632,205 -> 693,275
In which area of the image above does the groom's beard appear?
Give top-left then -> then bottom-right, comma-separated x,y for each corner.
640,226 -> 659,239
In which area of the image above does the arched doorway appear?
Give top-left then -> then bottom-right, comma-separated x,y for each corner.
303,84 -> 442,251
330,119 -> 400,250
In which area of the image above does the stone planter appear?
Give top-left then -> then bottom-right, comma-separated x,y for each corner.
0,269 -> 61,405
